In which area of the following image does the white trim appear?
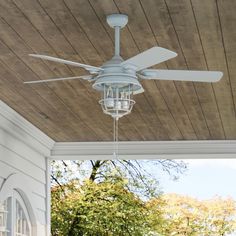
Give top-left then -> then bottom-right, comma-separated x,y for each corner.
51,140 -> 236,160
1,100 -> 236,160
0,100 -> 55,156
0,173 -> 37,235
14,190 -> 32,236
45,159 -> 51,236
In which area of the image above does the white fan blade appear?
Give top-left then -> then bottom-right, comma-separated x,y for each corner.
121,47 -> 177,71
24,75 -> 94,84
140,69 -> 223,83
29,54 -> 102,73
133,87 -> 144,95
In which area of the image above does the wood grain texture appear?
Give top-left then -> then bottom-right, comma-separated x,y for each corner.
0,0 -> 235,141
140,0 -> 211,140
164,0 -> 227,139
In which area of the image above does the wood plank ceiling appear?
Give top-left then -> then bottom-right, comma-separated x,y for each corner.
0,0 -> 235,141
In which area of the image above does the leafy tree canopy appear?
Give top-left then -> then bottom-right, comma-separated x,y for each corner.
51,159 -> 186,235
51,160 -> 236,236
51,178 -> 162,236
149,193 -> 236,236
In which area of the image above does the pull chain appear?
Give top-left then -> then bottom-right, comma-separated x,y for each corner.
113,117 -> 119,158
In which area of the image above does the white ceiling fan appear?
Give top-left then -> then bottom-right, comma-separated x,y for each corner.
25,14 -> 223,120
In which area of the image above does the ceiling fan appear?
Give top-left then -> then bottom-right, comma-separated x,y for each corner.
25,14 -> 223,120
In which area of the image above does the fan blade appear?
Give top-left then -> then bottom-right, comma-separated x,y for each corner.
139,69 -> 223,83
29,54 -> 102,73
133,87 -> 144,95
121,47 -> 177,71
24,75 -> 94,84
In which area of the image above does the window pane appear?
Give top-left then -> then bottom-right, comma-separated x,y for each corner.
0,200 -> 9,236
15,200 -> 30,236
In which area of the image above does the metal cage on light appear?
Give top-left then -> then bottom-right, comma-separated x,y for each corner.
99,84 -> 135,119
93,73 -> 143,119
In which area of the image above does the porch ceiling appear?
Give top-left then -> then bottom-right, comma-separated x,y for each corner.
0,0 -> 236,142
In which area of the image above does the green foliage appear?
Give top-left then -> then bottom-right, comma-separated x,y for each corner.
51,160 -> 186,199
51,160 -> 236,235
51,178 -> 161,236
149,194 -> 236,236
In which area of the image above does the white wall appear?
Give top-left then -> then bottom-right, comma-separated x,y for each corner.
0,100 -> 54,236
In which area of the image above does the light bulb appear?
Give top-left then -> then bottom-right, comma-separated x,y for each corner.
105,98 -> 114,108
121,100 -> 129,110
114,101 -> 122,109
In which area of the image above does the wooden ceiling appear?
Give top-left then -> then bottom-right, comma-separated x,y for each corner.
0,0 -> 236,142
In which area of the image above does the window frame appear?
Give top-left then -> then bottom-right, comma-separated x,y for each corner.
0,190 -> 32,236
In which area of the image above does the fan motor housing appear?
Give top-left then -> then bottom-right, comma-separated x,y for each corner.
92,73 -> 142,92
93,55 -> 142,93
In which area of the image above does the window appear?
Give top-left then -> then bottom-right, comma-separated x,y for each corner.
0,191 -> 31,236
0,200 -> 8,236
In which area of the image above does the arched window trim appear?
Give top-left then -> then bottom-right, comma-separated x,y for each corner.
14,190 -> 32,236
0,173 -> 37,235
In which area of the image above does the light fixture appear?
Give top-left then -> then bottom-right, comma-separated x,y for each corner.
100,85 -> 134,119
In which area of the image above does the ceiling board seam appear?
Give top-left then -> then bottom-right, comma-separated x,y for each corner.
0,15 -> 100,140
10,0 -> 109,140
91,0 -> 183,140
0,91 -> 66,140
47,0 -> 127,140
36,0 -> 87,65
113,0 -> 173,140
215,0 -> 236,117
189,0 -> 227,139
114,0 -> 184,140
88,0 -> 171,140
87,0 -> 115,48
162,0 -> 211,138
66,0 -> 148,140
153,80 -> 184,139
112,0 -> 141,54
59,0 -> 148,140
11,0 -> 140,141
52,1 -> 137,141
0,37 -> 90,139
22,1 -> 92,90
87,1 -> 147,141
0,65 -> 69,139
161,0 -> 210,139
62,0 -> 105,61
0,21 -> 74,112
59,1 -> 154,141
35,0 -> 116,139
139,0 -> 198,139
0,49 -> 82,140
162,0 -> 212,138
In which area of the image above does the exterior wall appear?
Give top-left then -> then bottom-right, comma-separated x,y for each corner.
0,101 -> 54,236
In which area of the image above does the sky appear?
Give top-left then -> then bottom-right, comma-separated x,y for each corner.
153,159 -> 236,200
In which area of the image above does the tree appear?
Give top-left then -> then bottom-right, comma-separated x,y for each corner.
51,178 -> 162,236
149,194 -> 236,236
51,159 -> 186,198
202,197 -> 236,236
51,159 -> 186,235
